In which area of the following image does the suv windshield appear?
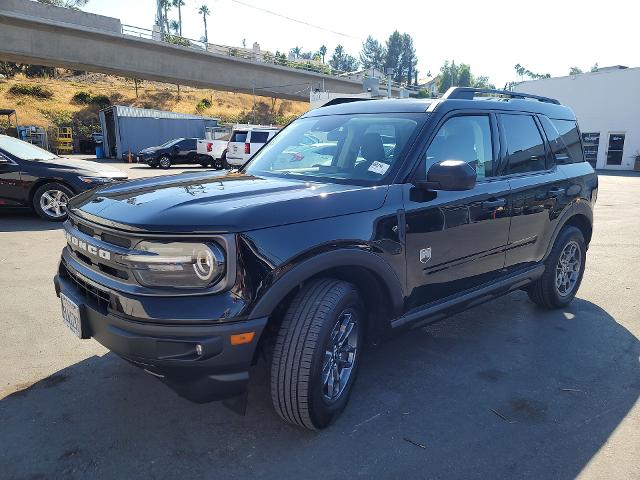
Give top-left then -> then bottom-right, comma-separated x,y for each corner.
243,113 -> 424,185
0,136 -> 58,161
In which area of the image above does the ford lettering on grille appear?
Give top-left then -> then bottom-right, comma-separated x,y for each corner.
65,231 -> 112,261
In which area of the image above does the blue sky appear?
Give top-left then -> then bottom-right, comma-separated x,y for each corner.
85,0 -> 638,87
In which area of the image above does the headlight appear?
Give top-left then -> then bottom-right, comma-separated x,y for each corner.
122,241 -> 226,288
79,176 -> 115,184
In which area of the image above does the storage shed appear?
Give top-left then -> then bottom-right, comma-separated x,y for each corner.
99,105 -> 219,159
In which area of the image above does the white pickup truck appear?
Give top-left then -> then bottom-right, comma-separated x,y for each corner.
225,125 -> 279,167
196,126 -> 232,169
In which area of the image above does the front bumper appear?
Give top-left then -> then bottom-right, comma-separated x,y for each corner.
53,269 -> 267,403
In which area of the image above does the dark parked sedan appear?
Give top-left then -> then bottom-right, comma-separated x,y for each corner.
0,135 -> 127,221
137,138 -> 201,169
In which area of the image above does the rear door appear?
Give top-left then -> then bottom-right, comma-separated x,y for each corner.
227,130 -> 248,162
499,113 -> 568,271
403,112 -> 511,309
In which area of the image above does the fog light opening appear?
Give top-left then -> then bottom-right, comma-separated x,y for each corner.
195,344 -> 203,356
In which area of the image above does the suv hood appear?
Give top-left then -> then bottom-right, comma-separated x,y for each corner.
69,171 -> 388,233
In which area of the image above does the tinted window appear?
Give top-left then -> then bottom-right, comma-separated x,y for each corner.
250,131 -> 270,143
541,118 -> 583,164
606,133 -> 625,165
426,115 -> 493,179
183,139 -> 197,150
501,114 -> 547,173
230,131 -> 248,142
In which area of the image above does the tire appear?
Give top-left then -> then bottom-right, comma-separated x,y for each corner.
221,150 -> 229,170
158,156 -> 171,169
527,226 -> 586,309
33,182 -> 74,222
270,278 -> 364,430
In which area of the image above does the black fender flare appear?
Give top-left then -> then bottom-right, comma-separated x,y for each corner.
248,249 -> 405,319
543,200 -> 593,261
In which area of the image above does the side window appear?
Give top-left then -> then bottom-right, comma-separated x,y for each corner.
426,115 -> 493,179
250,131 -> 270,143
540,117 -> 584,164
500,114 -> 547,174
186,139 -> 197,150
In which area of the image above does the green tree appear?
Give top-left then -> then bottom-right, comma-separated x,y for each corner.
384,31 -> 404,82
172,0 -> 185,36
169,19 -> 180,35
126,77 -> 144,98
590,62 -> 599,72
160,0 -> 172,34
457,63 -> 472,87
400,33 -> 417,85
35,0 -> 88,9
437,60 -> 457,93
359,36 -> 386,71
329,45 -> 359,72
198,5 -> 211,43
318,45 -> 327,64
569,66 -> 583,75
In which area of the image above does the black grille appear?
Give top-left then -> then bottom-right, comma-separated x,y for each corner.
61,263 -> 111,313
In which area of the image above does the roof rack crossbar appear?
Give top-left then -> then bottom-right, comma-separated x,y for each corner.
442,87 -> 560,105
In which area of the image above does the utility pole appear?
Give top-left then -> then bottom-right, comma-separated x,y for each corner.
386,68 -> 393,99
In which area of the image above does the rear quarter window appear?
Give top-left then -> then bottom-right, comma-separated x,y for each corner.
230,131 -> 248,142
250,131 -> 270,143
540,117 -> 584,164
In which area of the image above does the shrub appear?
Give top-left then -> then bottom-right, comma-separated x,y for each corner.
90,94 -> 111,109
8,83 -> 53,99
72,91 -> 92,104
40,109 -> 73,127
196,98 -> 212,113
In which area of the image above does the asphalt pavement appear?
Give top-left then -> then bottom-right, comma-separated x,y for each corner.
0,165 -> 638,479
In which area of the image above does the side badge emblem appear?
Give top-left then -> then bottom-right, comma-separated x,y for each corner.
420,247 -> 432,264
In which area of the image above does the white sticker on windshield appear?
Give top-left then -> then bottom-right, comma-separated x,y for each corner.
368,161 -> 390,175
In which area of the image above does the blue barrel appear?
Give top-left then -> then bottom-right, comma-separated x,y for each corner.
95,145 -> 104,159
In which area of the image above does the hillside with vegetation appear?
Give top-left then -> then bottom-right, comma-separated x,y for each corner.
0,70 -> 308,140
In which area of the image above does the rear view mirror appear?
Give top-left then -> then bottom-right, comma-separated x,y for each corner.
416,160 -> 477,191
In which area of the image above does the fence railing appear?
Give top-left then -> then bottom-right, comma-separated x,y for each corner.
120,24 -> 421,93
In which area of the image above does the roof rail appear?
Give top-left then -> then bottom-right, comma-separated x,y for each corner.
442,87 -> 560,105
321,97 -> 373,107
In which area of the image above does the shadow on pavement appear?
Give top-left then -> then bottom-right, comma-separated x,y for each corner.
1,293 -> 638,479
0,209 -> 63,232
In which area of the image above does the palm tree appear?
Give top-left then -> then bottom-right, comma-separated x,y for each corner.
198,4 -> 210,43
172,0 -> 185,36
319,45 -> 327,64
160,0 -> 172,34
290,46 -> 302,60
169,19 -> 180,35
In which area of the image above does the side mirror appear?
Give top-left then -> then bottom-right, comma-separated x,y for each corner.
416,160 -> 477,191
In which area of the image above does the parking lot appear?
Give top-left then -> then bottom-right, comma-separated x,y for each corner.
0,166 -> 638,479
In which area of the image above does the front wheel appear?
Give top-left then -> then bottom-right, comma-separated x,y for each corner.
527,226 -> 586,308
33,182 -> 74,221
270,278 -> 364,430
158,156 -> 171,169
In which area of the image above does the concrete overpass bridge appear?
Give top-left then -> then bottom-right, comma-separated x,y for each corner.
0,0 -> 404,101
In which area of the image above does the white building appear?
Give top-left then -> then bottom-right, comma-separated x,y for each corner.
514,66 -> 640,171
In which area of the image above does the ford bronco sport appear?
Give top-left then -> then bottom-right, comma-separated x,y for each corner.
54,87 -> 597,429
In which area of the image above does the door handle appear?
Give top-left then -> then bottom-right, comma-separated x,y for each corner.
548,187 -> 565,197
482,198 -> 506,209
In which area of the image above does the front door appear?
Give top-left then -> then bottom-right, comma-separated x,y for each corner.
403,113 -> 511,310
0,156 -> 25,207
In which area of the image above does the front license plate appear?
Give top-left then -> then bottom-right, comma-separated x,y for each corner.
61,293 -> 83,338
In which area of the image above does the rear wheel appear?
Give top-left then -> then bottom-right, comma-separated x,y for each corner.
270,278 -> 364,430
158,156 -> 171,169
221,150 -> 229,169
527,226 -> 586,308
33,182 -> 73,221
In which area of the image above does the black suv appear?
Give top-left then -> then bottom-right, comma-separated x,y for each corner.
137,138 -> 200,169
54,88 -> 597,429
